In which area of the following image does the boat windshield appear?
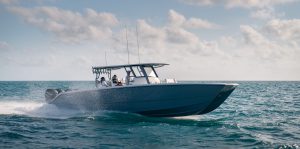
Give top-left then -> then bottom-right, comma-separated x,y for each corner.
144,67 -> 157,77
131,66 -> 144,77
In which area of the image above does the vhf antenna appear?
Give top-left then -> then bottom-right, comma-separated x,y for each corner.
125,25 -> 130,64
105,51 -> 108,65
136,24 -> 140,64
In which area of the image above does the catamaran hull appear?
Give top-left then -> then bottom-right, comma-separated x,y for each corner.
46,83 -> 237,117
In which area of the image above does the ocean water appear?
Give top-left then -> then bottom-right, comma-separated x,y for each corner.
0,81 -> 299,148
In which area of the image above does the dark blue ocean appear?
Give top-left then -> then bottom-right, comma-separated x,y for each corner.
0,81 -> 299,148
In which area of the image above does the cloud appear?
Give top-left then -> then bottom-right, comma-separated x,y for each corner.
239,25 -> 281,59
168,9 -> 219,29
168,9 -> 186,26
8,6 -> 119,43
108,9 -> 220,60
0,0 -> 57,6
0,41 -> 8,47
180,0 -> 298,8
250,7 -> 284,20
108,9 -> 222,61
237,19 -> 300,59
180,0 -> 298,22
110,9 -> 299,65
0,41 -> 9,51
240,25 -> 269,46
136,20 -> 167,52
165,27 -> 199,44
2,4 -> 300,80
226,0 -> 297,8
179,0 -> 219,6
238,18 -> 300,61
0,0 -> 18,5
12,5 -> 293,65
264,19 -> 300,47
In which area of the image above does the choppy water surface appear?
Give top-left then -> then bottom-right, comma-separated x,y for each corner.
0,81 -> 299,148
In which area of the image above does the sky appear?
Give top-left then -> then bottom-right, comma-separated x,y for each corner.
0,0 -> 300,81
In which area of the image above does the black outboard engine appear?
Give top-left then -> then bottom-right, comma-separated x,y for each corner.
45,89 -> 64,103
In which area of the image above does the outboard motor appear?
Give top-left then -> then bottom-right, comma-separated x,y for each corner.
45,89 -> 63,103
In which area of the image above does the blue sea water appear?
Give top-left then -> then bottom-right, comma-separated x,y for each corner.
0,81 -> 299,148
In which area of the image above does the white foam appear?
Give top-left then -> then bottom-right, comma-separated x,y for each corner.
173,115 -> 202,121
0,100 -> 43,115
0,100 -> 88,119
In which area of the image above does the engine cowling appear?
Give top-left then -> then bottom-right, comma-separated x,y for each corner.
45,89 -> 60,103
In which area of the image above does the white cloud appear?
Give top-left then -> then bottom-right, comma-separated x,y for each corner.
219,36 -> 237,48
0,41 -> 9,49
180,0 -> 298,22
239,25 -> 282,59
8,6 -> 119,43
0,0 -> 18,5
137,19 -> 166,48
101,9 -> 300,70
108,10 -> 221,61
108,9 -> 220,60
180,0 -> 298,8
184,17 -> 220,29
110,19 -> 167,56
207,20 -> 300,80
250,7 -> 284,20
0,0 -> 57,6
165,27 -> 199,44
179,0 -> 219,6
62,9 -> 300,74
2,4 -> 300,80
0,41 -> 10,52
240,25 -> 269,46
168,9 -> 219,29
264,19 -> 300,47
168,9 -> 186,26
237,18 -> 300,62
226,0 -> 297,8
180,0 -> 297,20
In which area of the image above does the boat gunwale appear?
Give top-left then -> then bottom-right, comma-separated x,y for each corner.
50,83 -> 238,102
61,83 -> 238,94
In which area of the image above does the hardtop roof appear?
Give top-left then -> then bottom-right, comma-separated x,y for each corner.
92,63 -> 169,70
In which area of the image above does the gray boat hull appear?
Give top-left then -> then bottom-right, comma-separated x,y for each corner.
46,83 -> 237,117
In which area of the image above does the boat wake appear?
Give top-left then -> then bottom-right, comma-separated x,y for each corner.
173,115 -> 202,120
0,100 -> 203,121
0,100 -> 96,119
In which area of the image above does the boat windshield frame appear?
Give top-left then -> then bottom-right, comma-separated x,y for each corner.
92,63 -> 168,85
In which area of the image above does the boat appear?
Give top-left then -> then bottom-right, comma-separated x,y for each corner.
45,63 -> 238,117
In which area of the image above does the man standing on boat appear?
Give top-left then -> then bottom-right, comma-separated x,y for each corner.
100,77 -> 109,87
112,75 -> 118,84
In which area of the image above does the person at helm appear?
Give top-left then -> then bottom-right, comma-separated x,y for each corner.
112,75 -> 118,84
100,77 -> 108,87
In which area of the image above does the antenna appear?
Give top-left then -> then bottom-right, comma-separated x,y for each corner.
125,25 -> 130,64
136,24 -> 140,64
105,51 -> 108,65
